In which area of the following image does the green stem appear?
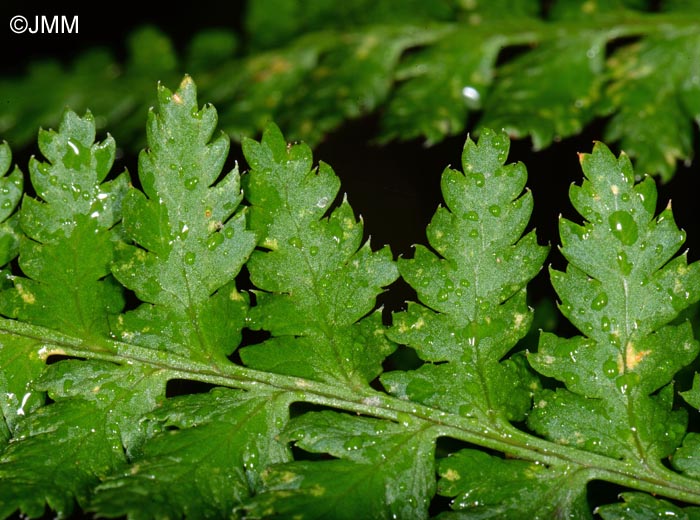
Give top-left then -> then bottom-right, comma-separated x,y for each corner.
3,317 -> 700,505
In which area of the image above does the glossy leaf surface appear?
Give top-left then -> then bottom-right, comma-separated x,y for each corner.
240,123 -> 399,388
382,129 -> 548,425
529,143 -> 700,463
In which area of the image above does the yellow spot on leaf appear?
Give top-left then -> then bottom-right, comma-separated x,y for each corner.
310,484 -> 325,497
582,1 -> 597,14
172,93 -> 183,104
16,283 -> 36,304
610,185 -> 619,196
37,346 -> 66,361
625,342 -> 650,370
513,313 -> 526,328
442,468 -> 460,481
410,317 -> 425,330
263,238 -> 279,250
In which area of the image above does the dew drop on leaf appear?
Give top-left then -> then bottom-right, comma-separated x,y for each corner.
616,250 -> 633,276
184,252 -> 196,265
437,290 -> 449,302
472,173 -> 485,187
309,246 -> 319,256
287,236 -> 303,249
468,229 -> 479,238
603,358 -> 618,379
184,177 -> 199,190
601,316 -> 611,331
207,233 -> 224,251
488,205 -> 501,217
608,211 -> 638,246
615,372 -> 640,394
465,211 -> 479,221
590,292 -> 609,310
224,227 -> 234,239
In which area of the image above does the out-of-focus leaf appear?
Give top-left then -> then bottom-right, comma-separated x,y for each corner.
480,33 -> 606,150
601,29 -> 700,181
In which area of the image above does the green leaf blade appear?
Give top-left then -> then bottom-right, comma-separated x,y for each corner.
384,129 -> 547,423
91,388 -> 291,519
530,141 -> 700,465
241,123 -> 399,387
243,411 -> 437,520
111,76 -> 256,362
436,449 -> 592,520
0,143 -> 23,267
0,359 -> 166,518
0,110 -> 127,341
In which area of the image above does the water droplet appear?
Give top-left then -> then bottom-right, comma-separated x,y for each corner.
615,373 -> 640,394
465,211 -> 479,221
287,236 -> 303,249
460,279 -> 470,288
601,316 -> 611,331
184,177 -> 199,190
488,205 -> 501,217
590,292 -> 608,310
224,227 -> 234,239
437,290 -> 449,302
461,85 -> 481,109
468,229 -> 479,238
309,246 -> 319,256
616,251 -> 633,276
184,252 -> 196,265
472,173 -> 485,187
316,196 -> 329,208
207,233 -> 224,251
49,175 -> 59,185
1,200 -> 11,209
608,211 -> 638,246
655,244 -> 663,254
603,359 -> 618,378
